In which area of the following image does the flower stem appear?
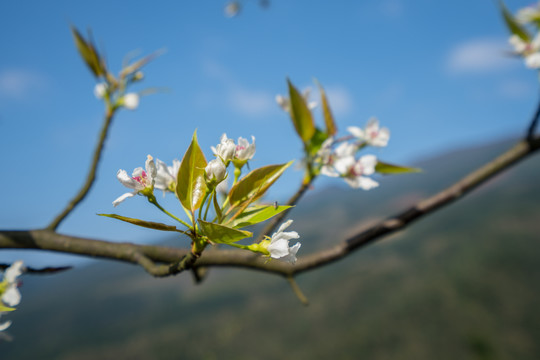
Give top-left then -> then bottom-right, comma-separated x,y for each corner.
148,196 -> 191,229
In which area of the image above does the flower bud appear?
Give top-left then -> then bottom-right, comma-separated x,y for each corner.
205,159 -> 227,184
94,83 -> 107,99
123,93 -> 140,110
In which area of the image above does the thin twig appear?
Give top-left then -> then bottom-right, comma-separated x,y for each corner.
287,276 -> 309,306
527,98 -> 540,141
48,108 -> 116,231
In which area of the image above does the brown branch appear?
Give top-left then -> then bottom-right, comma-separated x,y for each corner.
47,108 -> 116,231
1,136 -> 539,278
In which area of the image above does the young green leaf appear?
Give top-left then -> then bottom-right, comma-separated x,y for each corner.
375,161 -> 421,174
70,26 -> 106,78
287,79 -> 316,144
199,220 -> 252,244
176,130 -> 208,212
499,1 -> 531,41
316,80 -> 337,136
229,204 -> 293,228
227,161 -> 293,210
98,214 -> 185,232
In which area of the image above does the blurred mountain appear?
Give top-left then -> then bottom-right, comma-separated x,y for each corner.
3,138 -> 540,360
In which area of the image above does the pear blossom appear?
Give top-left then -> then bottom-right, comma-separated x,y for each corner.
347,117 -> 390,147
154,159 -> 180,193
319,141 -> 356,177
211,134 -> 237,163
123,93 -> 140,110
113,155 -> 157,207
276,87 -> 317,113
1,260 -> 24,307
235,136 -> 256,162
509,34 -> 540,69
336,154 -> 379,190
266,220 -> 301,264
205,159 -> 227,184
94,83 -> 107,99
516,4 -> 540,24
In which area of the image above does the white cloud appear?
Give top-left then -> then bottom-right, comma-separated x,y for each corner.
446,38 -> 515,74
200,59 -> 273,117
228,88 -> 273,116
0,68 -> 47,100
325,86 -> 353,116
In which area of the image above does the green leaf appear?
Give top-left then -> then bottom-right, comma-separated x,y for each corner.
499,1 -> 531,41
375,161 -> 421,174
199,220 -> 252,244
0,304 -> 15,312
316,80 -> 337,136
70,26 -> 106,77
176,130 -> 208,212
287,79 -> 316,144
227,161 -> 293,210
98,214 -> 184,232
229,204 -> 293,228
307,128 -> 329,157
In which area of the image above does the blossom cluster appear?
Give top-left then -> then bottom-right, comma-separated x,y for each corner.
506,2 -> 540,69
0,261 -> 24,332
317,117 -> 389,190
109,132 -> 300,263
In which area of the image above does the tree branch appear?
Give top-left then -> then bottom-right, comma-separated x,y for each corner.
1,136 -> 539,278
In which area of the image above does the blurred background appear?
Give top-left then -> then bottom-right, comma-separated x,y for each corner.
1,1 -> 540,359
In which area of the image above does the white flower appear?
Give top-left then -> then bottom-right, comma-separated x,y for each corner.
123,93 -> 140,110
205,159 -> 227,183
211,134 -> 236,162
526,52 -> 540,69
516,5 -> 540,24
113,155 -> 157,207
347,117 -> 390,147
336,154 -> 379,190
509,34 -> 540,69
94,83 -> 107,99
154,159 -> 180,193
267,220 -> 301,264
235,136 -> 256,161
276,87 -> 317,113
0,314 -> 11,332
1,260 -> 24,308
320,141 -> 356,177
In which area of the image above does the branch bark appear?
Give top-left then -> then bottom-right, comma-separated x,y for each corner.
1,136 -> 539,278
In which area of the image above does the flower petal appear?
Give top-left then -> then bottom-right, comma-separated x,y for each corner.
2,285 -> 21,307
0,320 -> 12,332
112,192 -> 136,207
117,170 -> 142,190
4,261 -> 24,283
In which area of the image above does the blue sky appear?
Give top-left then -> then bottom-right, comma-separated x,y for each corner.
0,0 -> 537,266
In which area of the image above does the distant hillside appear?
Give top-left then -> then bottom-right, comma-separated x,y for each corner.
3,138 -> 540,360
